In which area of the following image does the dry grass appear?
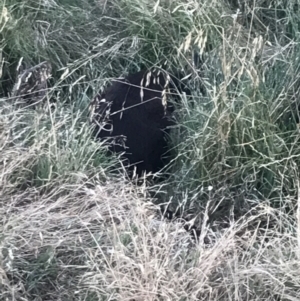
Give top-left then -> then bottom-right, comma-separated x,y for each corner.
1,102 -> 300,300
2,0 -> 300,300
1,168 -> 300,300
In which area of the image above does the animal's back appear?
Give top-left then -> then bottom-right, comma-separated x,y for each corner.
90,69 -> 178,176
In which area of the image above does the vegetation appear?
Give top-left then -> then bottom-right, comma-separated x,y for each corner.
1,0 -> 300,300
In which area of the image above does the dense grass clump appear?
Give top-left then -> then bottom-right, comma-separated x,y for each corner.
167,45 -> 300,216
1,0 -> 300,300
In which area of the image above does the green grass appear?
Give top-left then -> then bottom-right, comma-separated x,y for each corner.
1,0 -> 300,300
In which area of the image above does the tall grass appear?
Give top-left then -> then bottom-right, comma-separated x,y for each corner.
164,2 -> 300,220
1,0 -> 300,300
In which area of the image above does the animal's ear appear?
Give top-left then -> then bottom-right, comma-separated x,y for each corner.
168,72 -> 191,97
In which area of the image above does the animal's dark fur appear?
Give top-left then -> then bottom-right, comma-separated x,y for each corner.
90,69 -> 189,176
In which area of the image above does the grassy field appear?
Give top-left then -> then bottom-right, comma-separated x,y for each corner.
1,0 -> 300,300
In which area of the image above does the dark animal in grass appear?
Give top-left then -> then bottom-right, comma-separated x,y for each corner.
89,68 -> 190,177
89,69 -> 204,242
